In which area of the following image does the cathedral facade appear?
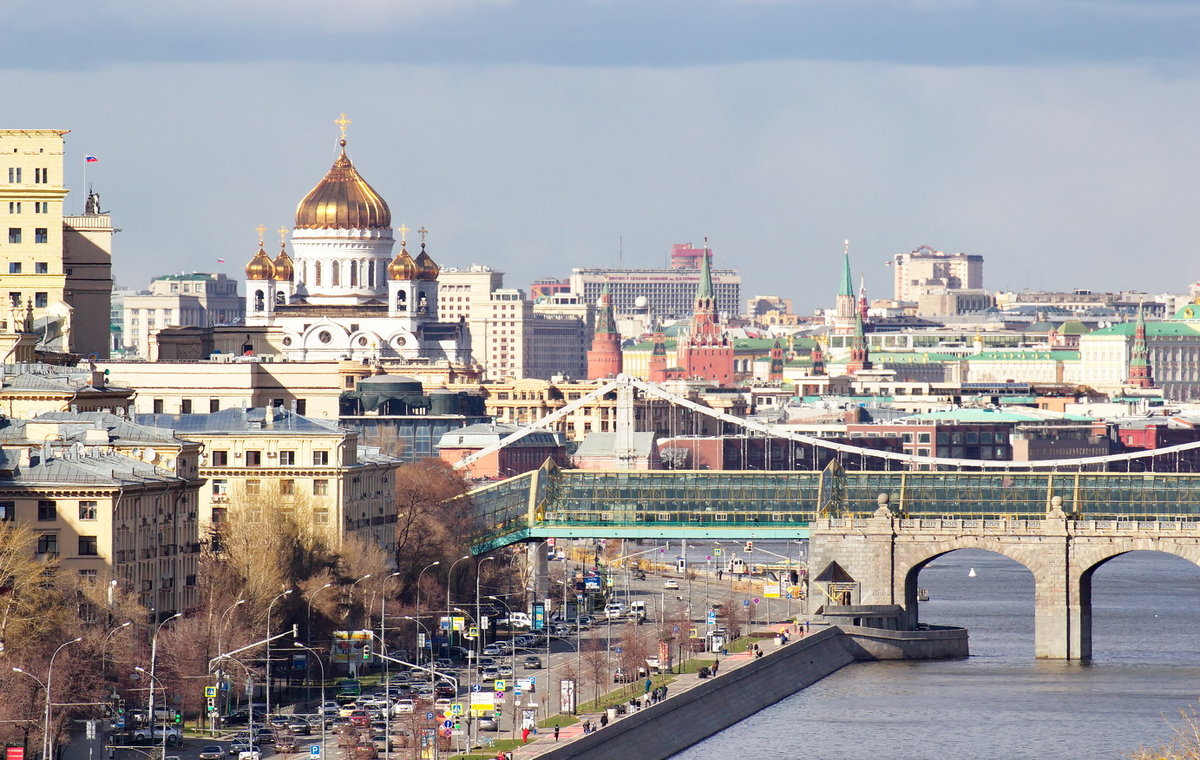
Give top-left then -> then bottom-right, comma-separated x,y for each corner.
242,120 -> 470,364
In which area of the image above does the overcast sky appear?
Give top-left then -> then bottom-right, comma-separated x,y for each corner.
8,0 -> 1200,311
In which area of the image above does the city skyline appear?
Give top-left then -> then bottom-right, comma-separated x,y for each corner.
8,1 -> 1200,310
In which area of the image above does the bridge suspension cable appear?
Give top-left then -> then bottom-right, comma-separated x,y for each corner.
451,374 -> 1200,472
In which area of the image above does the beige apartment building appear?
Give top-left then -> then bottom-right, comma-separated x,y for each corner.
0,129 -> 113,358
0,412 -> 203,619
135,407 -> 402,554
121,272 -> 243,357
891,246 -> 983,303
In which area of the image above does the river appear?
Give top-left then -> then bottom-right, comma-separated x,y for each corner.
672,548 -> 1200,760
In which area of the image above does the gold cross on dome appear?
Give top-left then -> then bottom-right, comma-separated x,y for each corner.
418,226 -> 429,243
277,227 -> 288,247
255,224 -> 266,245
398,224 -> 409,242
335,113 -> 352,140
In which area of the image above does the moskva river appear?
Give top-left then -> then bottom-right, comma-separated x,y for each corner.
674,548 -> 1200,760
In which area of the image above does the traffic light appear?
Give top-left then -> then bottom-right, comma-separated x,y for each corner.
744,541 -> 754,553
361,644 -> 371,661
173,711 -> 182,724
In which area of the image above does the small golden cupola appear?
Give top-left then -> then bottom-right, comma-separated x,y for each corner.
245,229 -> 275,280
271,227 -> 295,281
294,115 -> 391,230
414,241 -> 440,280
388,241 -> 419,280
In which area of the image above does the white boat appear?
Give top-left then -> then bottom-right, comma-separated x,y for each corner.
968,568 -> 977,578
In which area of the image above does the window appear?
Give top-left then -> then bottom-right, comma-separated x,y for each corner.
8,228 -> 20,244
35,262 -> 47,273
78,501 -> 97,520
7,168 -> 20,183
0,501 -> 13,521
78,602 -> 98,623
34,202 -> 47,214
36,534 -> 57,556
245,479 -> 261,494
34,168 -> 48,184
180,399 -> 192,413
34,292 -> 46,308
296,399 -> 306,415
79,569 -> 98,583
279,450 -> 295,465
212,479 -> 228,495
8,293 -> 19,308
34,228 -> 47,244
37,500 -> 56,521
312,479 -> 329,496
209,398 -> 220,413
78,536 -> 99,556
313,451 -> 329,466
211,450 -> 228,466
8,262 -> 20,274
245,450 -> 262,466
7,202 -> 19,213
153,398 -> 164,413
280,479 -> 295,496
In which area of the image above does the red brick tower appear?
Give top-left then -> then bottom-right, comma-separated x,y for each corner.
677,242 -> 734,386
586,285 -> 623,379
648,319 -> 668,382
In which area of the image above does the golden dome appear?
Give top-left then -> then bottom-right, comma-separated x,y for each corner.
414,243 -> 440,280
271,246 -> 295,281
245,245 -> 275,280
388,247 -> 419,280
294,140 -> 391,230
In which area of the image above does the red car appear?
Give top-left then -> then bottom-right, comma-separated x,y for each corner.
349,710 -> 371,727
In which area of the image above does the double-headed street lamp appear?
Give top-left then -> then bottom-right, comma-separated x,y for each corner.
445,556 -> 471,652
265,589 -> 293,717
306,582 -> 334,644
217,599 -> 246,658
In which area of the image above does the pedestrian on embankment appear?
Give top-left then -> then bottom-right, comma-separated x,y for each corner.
600,713 -> 609,728
554,725 -> 560,741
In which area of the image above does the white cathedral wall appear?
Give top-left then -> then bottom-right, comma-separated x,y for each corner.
292,228 -> 393,305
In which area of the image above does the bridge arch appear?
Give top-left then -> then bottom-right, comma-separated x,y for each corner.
895,538 -> 1041,629
1071,541 -> 1200,660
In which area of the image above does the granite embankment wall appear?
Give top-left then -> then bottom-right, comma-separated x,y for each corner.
535,625 -> 967,760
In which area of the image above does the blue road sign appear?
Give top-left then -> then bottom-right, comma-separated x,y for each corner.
743,599 -> 750,607
309,746 -> 321,757
442,720 -> 453,730
425,712 -> 435,721
471,683 -> 482,692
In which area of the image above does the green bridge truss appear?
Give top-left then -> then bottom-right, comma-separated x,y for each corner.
465,460 -> 1200,554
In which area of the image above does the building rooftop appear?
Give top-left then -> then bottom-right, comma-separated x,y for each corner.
437,423 -> 565,449
135,407 -> 344,435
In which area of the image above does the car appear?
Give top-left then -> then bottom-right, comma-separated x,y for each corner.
286,719 -> 311,735
432,657 -> 455,670
613,666 -> 647,683
392,699 -> 415,714
522,655 -> 543,669
550,623 -> 572,637
338,703 -> 358,718
497,664 -> 514,677
482,643 -> 505,656
434,681 -> 456,698
480,667 -> 499,681
267,716 -> 291,729
576,615 -> 595,629
477,716 -> 499,731
132,727 -> 182,747
199,746 -> 225,760
498,612 -> 532,629
237,752 -> 261,760
663,579 -> 680,590
476,656 -> 498,668
226,743 -> 260,758
434,698 -> 453,712
349,710 -> 371,727
604,603 -> 624,619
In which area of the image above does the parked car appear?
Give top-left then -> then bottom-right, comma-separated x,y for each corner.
477,716 -> 499,731
392,699 -> 415,715
522,655 -> 543,669
550,623 -> 572,637
199,746 -> 225,760
132,727 -> 182,747
498,612 -> 532,629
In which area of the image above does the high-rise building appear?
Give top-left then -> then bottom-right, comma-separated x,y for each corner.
891,245 -> 983,302
569,244 -> 741,321
0,129 -> 113,358
121,273 -> 243,357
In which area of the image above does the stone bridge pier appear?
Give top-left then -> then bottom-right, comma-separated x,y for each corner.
808,499 -> 1200,660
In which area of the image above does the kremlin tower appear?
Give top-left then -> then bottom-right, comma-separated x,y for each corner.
586,285 -> 623,379
648,319 -> 668,383
1126,302 -> 1155,389
845,310 -> 872,375
833,240 -> 857,335
676,241 -> 734,386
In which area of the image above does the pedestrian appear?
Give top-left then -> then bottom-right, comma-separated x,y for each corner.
804,619 -> 811,634
600,713 -> 609,728
644,676 -> 653,694
711,660 -> 719,676
717,568 -> 723,581
555,724 -> 561,741
661,684 -> 668,698
522,727 -> 530,744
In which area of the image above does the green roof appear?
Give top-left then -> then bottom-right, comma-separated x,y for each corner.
866,351 -> 961,363
1089,321 -> 1200,337
1056,320 -> 1090,335
970,350 -> 1079,361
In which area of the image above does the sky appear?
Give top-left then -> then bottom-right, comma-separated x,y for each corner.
7,0 -> 1200,312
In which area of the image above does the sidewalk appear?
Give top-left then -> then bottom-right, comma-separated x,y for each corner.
508,623 -> 801,759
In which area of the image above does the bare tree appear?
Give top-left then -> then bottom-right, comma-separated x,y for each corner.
581,639 -> 610,705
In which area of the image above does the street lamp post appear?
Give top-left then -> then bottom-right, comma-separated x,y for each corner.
134,666 -> 170,760
265,589 -> 294,718
306,582 -> 334,645
379,571 -> 401,708
100,621 -> 132,685
346,575 -> 373,679
217,599 -> 247,661
486,596 -> 520,741
293,643 -> 326,758
414,561 -> 441,668
12,666 -> 47,760
445,556 -> 470,654
148,613 -> 181,743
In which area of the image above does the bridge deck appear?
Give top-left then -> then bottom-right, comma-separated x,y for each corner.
465,463 -> 1200,553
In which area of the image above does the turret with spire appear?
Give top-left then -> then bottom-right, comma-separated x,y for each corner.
834,239 -> 857,335
648,317 -> 668,382
1127,301 -> 1155,389
845,310 -> 873,375
809,336 -> 826,376
768,338 -> 784,382
586,285 -> 623,379
676,239 -> 735,386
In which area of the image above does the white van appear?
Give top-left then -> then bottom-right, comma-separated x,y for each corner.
627,601 -> 647,620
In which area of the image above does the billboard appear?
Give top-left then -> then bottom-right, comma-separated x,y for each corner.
330,630 -> 373,664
